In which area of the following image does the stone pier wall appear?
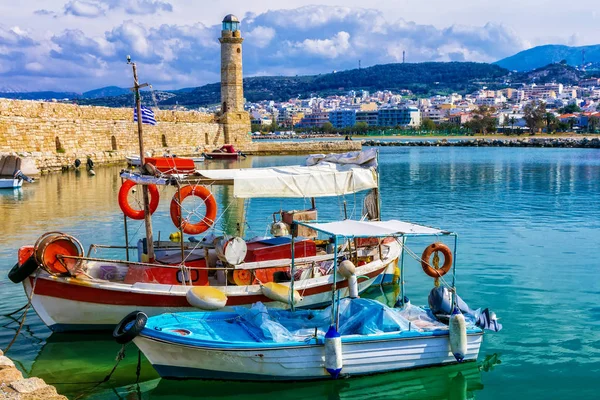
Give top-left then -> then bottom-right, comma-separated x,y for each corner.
0,350 -> 66,399
244,140 -> 362,155
0,99 -> 227,171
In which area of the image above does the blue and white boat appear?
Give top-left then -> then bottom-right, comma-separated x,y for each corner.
117,219 -> 501,381
0,155 -> 34,189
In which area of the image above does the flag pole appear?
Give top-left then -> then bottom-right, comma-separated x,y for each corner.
128,56 -> 155,261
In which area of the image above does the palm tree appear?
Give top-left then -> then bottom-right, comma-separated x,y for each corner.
545,112 -> 556,134
509,116 -> 516,134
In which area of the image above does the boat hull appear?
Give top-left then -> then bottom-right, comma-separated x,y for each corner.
24,247 -> 397,332
0,178 -> 23,189
134,332 -> 483,381
204,153 -> 240,160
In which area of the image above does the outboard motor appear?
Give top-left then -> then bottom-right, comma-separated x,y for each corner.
14,170 -> 34,183
429,286 -> 502,332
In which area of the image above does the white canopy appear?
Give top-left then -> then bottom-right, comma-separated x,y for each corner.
195,163 -> 377,198
300,219 -> 449,237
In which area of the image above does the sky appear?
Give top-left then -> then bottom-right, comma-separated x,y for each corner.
0,0 -> 597,92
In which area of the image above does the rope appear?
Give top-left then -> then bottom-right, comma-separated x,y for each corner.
396,238 -> 455,290
2,272 -> 40,354
74,344 -> 127,400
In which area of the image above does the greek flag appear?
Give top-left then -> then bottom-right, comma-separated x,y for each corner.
133,106 -> 157,125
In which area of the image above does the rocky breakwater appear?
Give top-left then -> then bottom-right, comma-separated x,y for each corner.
0,349 -> 66,399
363,137 -> 600,148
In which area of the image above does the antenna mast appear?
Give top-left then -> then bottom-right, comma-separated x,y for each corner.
128,55 -> 155,261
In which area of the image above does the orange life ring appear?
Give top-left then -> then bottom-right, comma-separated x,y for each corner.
421,242 -> 453,278
118,180 -> 160,220
170,185 -> 217,235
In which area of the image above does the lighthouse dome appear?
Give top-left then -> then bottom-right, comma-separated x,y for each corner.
222,14 -> 240,32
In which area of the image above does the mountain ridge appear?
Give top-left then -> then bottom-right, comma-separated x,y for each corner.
495,44 -> 600,71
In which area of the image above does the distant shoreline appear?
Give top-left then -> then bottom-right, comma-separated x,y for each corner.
362,136 -> 600,149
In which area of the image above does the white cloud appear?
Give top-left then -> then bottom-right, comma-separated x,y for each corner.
290,31 -> 351,59
0,4 -> 536,91
246,26 -> 275,48
63,1 -> 105,18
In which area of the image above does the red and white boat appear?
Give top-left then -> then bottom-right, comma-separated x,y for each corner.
8,148 -> 402,332
203,144 -> 245,160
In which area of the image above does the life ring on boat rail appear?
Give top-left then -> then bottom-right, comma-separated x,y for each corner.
118,180 -> 160,220
113,311 -> 148,344
170,185 -> 217,235
421,242 -> 453,278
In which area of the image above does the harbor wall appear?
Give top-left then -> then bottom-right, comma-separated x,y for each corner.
0,99 -> 233,172
244,140 -> 362,155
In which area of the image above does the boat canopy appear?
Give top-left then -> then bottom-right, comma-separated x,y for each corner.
195,163 -> 377,198
296,219 -> 452,238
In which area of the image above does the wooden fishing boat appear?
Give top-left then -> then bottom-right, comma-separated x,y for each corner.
118,219 -> 501,381
9,148 -> 397,331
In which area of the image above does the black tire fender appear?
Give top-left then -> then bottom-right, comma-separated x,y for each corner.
113,311 -> 148,344
8,256 -> 39,284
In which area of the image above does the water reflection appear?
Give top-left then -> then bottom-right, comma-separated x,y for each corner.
2,147 -> 600,399
28,330 -> 498,400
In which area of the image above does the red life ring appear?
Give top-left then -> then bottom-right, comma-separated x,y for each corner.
118,180 -> 160,220
170,185 -> 217,235
421,242 -> 453,278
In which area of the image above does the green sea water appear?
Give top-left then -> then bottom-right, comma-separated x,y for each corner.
1,146 -> 599,399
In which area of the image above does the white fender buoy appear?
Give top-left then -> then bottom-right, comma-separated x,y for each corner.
449,308 -> 467,362
325,325 -> 342,378
261,282 -> 302,305
186,286 -> 228,310
215,237 -> 247,265
337,260 -> 356,278
348,274 -> 359,299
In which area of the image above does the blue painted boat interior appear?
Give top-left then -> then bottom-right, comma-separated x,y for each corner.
141,298 -> 482,349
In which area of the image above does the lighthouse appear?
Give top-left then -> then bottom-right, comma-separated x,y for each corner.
219,14 -> 250,144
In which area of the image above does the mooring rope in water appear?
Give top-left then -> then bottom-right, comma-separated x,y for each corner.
74,344 -> 127,400
2,272 -> 40,354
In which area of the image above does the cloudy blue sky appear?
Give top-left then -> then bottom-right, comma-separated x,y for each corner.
0,0 -> 597,92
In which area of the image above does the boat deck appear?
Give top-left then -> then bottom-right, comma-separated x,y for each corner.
140,299 -> 483,350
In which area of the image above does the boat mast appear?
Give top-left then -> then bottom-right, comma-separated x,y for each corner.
128,56 -> 155,261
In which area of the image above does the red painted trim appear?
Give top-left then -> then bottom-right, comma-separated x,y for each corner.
29,265 -> 386,307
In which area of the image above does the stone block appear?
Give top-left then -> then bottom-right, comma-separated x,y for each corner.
0,367 -> 23,384
10,377 -> 47,394
0,356 -> 15,369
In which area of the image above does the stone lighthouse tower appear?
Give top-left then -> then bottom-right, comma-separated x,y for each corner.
219,14 -> 250,145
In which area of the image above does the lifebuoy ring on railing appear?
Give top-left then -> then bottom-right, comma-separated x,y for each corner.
170,185 -> 217,235
118,180 -> 160,220
421,242 -> 453,278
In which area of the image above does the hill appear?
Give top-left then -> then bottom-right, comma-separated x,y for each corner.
496,44 -> 600,71
139,62 -> 506,108
82,86 -> 130,99
509,63 -> 586,85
